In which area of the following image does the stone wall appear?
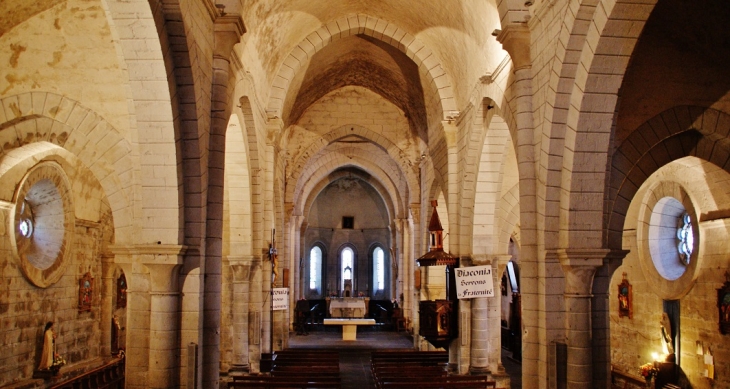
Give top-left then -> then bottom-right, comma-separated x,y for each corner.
0,217 -> 113,387
611,160 -> 730,389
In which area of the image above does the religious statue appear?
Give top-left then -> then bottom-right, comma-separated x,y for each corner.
111,316 -> 121,355
38,322 -> 63,370
660,312 -> 675,355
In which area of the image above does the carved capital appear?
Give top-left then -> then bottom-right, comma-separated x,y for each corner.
496,25 -> 531,70
558,248 -> 609,296
228,255 -> 255,282
214,13 -> 245,59
110,244 -> 186,292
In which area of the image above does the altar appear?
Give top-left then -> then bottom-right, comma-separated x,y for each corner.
327,297 -> 368,318
323,318 -> 376,340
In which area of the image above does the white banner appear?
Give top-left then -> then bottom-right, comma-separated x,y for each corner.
454,265 -> 494,299
272,288 -> 289,310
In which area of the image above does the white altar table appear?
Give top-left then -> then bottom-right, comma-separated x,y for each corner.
328,298 -> 367,318
323,318 -> 376,340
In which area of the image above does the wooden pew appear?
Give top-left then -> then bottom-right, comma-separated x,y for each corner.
229,375 -> 341,388
379,375 -> 496,388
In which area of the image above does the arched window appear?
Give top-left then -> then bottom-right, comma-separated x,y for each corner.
309,246 -> 322,292
341,247 -> 354,290
374,247 -> 385,291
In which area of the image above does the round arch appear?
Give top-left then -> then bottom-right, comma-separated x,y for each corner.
266,14 -> 457,122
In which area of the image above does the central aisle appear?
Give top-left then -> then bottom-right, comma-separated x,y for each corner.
288,331 -> 415,388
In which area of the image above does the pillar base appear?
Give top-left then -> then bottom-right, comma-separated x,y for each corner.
469,366 -> 490,375
229,364 -> 250,373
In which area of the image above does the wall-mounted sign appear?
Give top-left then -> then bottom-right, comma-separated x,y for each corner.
455,265 -> 494,299
273,288 -> 289,311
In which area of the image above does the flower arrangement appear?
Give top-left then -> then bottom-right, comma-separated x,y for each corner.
53,354 -> 66,367
638,362 -> 657,381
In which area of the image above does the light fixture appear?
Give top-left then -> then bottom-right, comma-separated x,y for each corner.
491,29 -> 501,37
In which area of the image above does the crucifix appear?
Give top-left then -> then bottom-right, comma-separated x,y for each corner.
269,228 -> 278,286
268,228 -> 278,354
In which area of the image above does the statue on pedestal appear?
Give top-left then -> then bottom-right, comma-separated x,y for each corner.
35,321 -> 65,378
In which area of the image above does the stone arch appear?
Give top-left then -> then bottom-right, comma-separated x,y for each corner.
100,0 -> 181,244
291,149 -> 409,219
560,0 -> 658,248
266,15 -> 457,121
238,96 -> 265,253
469,103 -> 514,257
298,158 -> 400,223
497,183 -> 521,255
0,93 -> 137,243
606,106 -> 730,248
286,125 -> 416,206
224,113 -> 253,258
301,167 -> 396,223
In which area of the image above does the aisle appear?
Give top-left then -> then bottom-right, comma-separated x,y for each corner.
288,331 -> 414,388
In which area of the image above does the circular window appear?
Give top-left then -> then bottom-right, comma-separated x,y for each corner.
638,182 -> 700,300
648,197 -> 693,280
18,201 -> 34,238
11,161 -> 74,288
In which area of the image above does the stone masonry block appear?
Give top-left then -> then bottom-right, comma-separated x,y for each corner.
346,15 -> 361,34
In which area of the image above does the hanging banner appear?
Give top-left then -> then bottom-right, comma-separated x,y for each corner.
455,265 -> 494,299
273,288 -> 289,310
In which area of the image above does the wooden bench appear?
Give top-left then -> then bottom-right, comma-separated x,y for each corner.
229,375 -> 341,388
379,375 -> 496,388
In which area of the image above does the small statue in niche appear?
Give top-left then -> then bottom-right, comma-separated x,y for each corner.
37,322 -> 65,372
660,312 -> 675,355
111,316 -> 121,355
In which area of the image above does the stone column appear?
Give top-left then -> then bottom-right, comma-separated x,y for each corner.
112,244 -> 186,389
247,258 -> 264,373
592,250 -> 628,389
100,253 -> 115,357
495,24 -> 536,384
469,255 -> 490,375
559,249 -> 609,389
229,256 -> 252,372
203,14 -> 245,388
488,256 -> 510,376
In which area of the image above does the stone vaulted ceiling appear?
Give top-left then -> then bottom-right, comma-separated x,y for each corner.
0,0 -> 61,37
239,0 -> 505,125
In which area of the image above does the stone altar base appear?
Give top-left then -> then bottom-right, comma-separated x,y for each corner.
323,318 -> 376,340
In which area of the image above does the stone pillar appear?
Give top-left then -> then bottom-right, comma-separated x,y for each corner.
592,250 -> 628,389
488,256 -> 510,376
247,258 -> 264,373
229,256 -> 252,372
100,253 -> 115,357
469,255 -> 490,375
111,244 -> 186,389
264,118 -> 283,353
559,249 -> 609,389
203,13 -> 245,388
495,24 -> 536,385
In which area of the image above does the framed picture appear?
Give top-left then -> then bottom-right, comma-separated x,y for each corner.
718,275 -> 730,335
618,273 -> 632,319
79,272 -> 93,312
